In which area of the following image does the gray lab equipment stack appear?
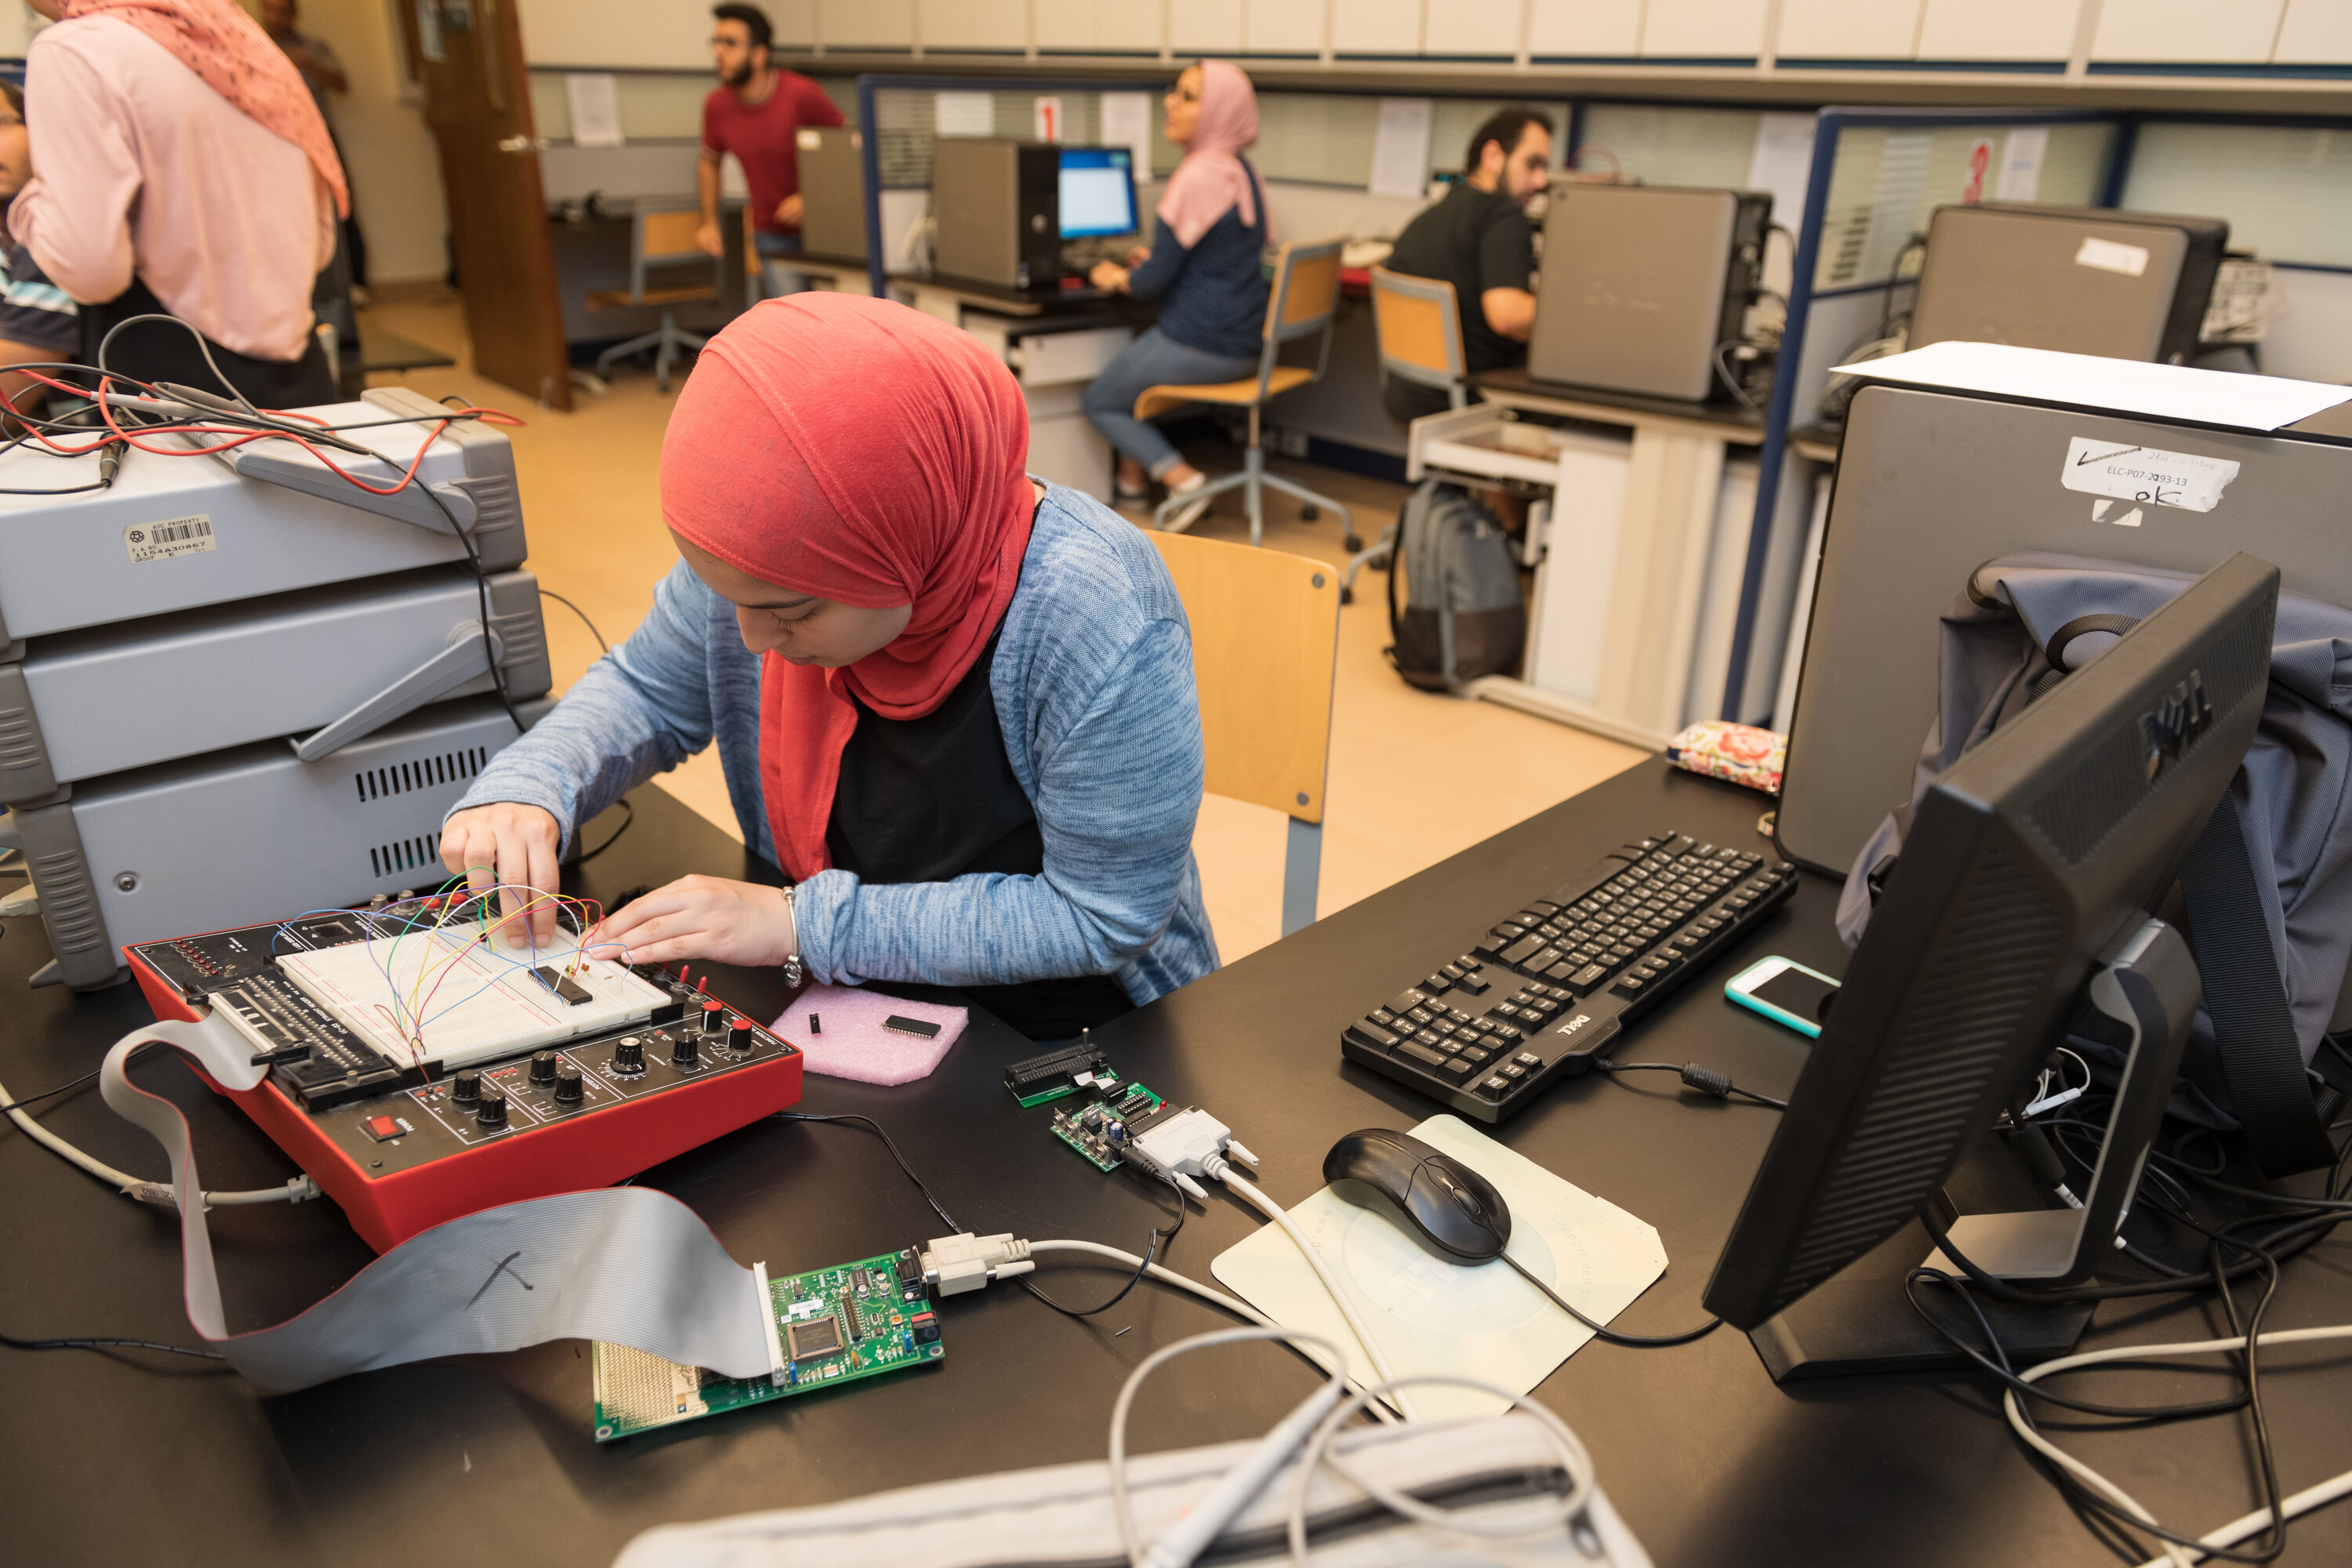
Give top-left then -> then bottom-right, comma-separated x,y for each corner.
0,387 -> 555,989
1776,379 -> 2352,877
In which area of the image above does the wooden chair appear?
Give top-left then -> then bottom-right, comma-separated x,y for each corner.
587,199 -> 724,392
1147,530 -> 1341,937
1138,238 -> 1353,548
1348,266 -> 1470,601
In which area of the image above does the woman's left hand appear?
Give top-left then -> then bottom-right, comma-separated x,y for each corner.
1088,260 -> 1127,292
586,875 -> 797,970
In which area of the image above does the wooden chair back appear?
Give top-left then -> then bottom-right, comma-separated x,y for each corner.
1261,238 -> 1345,343
630,199 -> 722,302
1148,530 -> 1340,933
1370,266 -> 1467,402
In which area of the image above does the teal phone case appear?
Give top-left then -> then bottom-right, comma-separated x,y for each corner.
1725,956 -> 1836,1040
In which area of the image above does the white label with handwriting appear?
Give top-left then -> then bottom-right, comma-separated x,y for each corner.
2061,439 -> 2239,514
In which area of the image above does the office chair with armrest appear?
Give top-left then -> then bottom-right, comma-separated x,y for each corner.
1146,531 -> 1340,937
1350,266 -> 1469,603
586,200 -> 725,393
1139,239 -> 1354,549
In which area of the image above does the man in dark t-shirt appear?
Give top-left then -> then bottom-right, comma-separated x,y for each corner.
1381,107 -> 1553,424
696,3 -> 845,297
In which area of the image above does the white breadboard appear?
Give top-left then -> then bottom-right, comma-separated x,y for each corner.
276,930 -> 669,1073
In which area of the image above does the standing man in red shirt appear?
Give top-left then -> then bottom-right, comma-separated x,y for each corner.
697,3 -> 844,299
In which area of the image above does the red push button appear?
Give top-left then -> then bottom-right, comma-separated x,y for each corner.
364,1115 -> 403,1142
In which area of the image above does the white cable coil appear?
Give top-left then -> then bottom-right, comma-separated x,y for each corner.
2004,1323 -> 2352,1568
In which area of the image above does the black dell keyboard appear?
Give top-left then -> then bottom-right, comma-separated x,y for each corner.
1341,829 -> 1798,1122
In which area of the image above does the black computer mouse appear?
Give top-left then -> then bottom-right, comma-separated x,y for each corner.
1323,1128 -> 1512,1261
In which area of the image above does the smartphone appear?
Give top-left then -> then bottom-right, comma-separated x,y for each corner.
1725,956 -> 1841,1040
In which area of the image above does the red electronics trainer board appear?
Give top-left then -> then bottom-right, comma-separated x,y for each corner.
128,908 -> 801,1253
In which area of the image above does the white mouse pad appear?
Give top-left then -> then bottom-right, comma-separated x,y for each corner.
1210,1115 -> 1668,1418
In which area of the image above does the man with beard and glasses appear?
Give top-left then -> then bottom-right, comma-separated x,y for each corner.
695,2 -> 844,299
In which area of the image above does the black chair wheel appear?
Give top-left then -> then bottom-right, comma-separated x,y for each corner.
1340,586 -> 1355,605
1342,532 -> 1363,551
1301,504 -> 1320,521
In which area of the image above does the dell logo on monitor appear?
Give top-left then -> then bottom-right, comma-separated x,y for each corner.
2139,670 -> 2213,782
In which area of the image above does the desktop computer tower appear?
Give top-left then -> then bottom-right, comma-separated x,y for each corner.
1907,204 -> 2229,365
933,137 -> 1061,290
797,126 -> 866,261
1528,184 -> 1771,401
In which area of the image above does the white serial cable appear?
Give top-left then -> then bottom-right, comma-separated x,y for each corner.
2001,1323 -> 2352,1568
1214,1168 -> 1421,1420
1108,1327 -> 1348,1568
1112,1102 -> 1421,1422
1032,1237 -> 1406,1425
0,1050 -> 318,1209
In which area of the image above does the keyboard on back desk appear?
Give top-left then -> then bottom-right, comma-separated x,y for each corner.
1340,829 -> 1799,1122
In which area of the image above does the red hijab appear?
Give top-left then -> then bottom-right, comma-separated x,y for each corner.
661,294 -> 1035,881
64,0 -> 350,218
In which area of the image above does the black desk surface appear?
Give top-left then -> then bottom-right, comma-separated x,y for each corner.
5,761 -> 2346,1566
1474,368 -> 1767,434
916,270 -> 1134,314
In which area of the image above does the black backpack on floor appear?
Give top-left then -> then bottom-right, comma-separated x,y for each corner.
1385,481 -> 1524,692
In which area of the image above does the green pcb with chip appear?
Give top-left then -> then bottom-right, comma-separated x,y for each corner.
591,1249 -> 942,1440
1048,1081 -> 1166,1172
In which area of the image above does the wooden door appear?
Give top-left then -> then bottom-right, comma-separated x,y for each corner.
400,0 -> 572,410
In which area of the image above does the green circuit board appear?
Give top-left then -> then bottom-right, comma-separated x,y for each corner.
1048,1080 -> 1166,1172
591,1249 -> 942,1440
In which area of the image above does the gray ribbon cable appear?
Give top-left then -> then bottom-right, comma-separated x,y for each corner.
101,1018 -> 781,1393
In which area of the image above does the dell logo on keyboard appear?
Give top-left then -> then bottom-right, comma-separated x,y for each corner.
1554,1013 -> 1593,1036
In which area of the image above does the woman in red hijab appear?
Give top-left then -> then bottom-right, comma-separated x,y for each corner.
441,294 -> 1218,1039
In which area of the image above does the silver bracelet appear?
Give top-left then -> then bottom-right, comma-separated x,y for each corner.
780,884 -> 803,991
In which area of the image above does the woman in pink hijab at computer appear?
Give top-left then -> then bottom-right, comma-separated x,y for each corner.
1083,60 -> 1275,521
1153,60 -> 1271,248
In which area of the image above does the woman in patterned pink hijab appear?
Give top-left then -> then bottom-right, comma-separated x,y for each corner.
53,0 -> 346,216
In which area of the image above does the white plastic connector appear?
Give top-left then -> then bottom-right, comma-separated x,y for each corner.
752,1262 -> 787,1385
921,1232 -> 1036,1296
1124,1107 -> 1247,1201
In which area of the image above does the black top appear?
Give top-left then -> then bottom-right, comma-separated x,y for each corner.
824,628 -> 1134,1041
82,274 -> 339,407
1384,181 -> 1536,377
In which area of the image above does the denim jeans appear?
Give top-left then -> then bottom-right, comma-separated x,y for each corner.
753,230 -> 808,300
1082,327 -> 1258,479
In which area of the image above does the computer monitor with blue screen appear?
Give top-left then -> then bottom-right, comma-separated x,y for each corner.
1058,147 -> 1138,239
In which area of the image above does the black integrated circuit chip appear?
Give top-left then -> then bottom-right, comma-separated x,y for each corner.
786,1317 -> 843,1362
531,965 -> 594,1005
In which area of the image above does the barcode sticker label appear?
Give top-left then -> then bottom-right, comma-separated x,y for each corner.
124,514 -> 216,564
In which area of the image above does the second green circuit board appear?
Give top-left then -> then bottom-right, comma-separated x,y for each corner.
1049,1081 -> 1166,1171
591,1248 -> 942,1440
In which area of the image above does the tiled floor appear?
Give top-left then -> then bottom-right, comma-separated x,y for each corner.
359,292 -> 1645,961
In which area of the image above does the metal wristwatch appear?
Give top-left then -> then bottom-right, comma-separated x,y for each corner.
780,884 -> 804,990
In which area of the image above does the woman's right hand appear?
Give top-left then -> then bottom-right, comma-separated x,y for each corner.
440,802 -> 562,943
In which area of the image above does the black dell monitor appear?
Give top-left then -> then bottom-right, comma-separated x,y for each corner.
1701,552 -> 2280,1378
